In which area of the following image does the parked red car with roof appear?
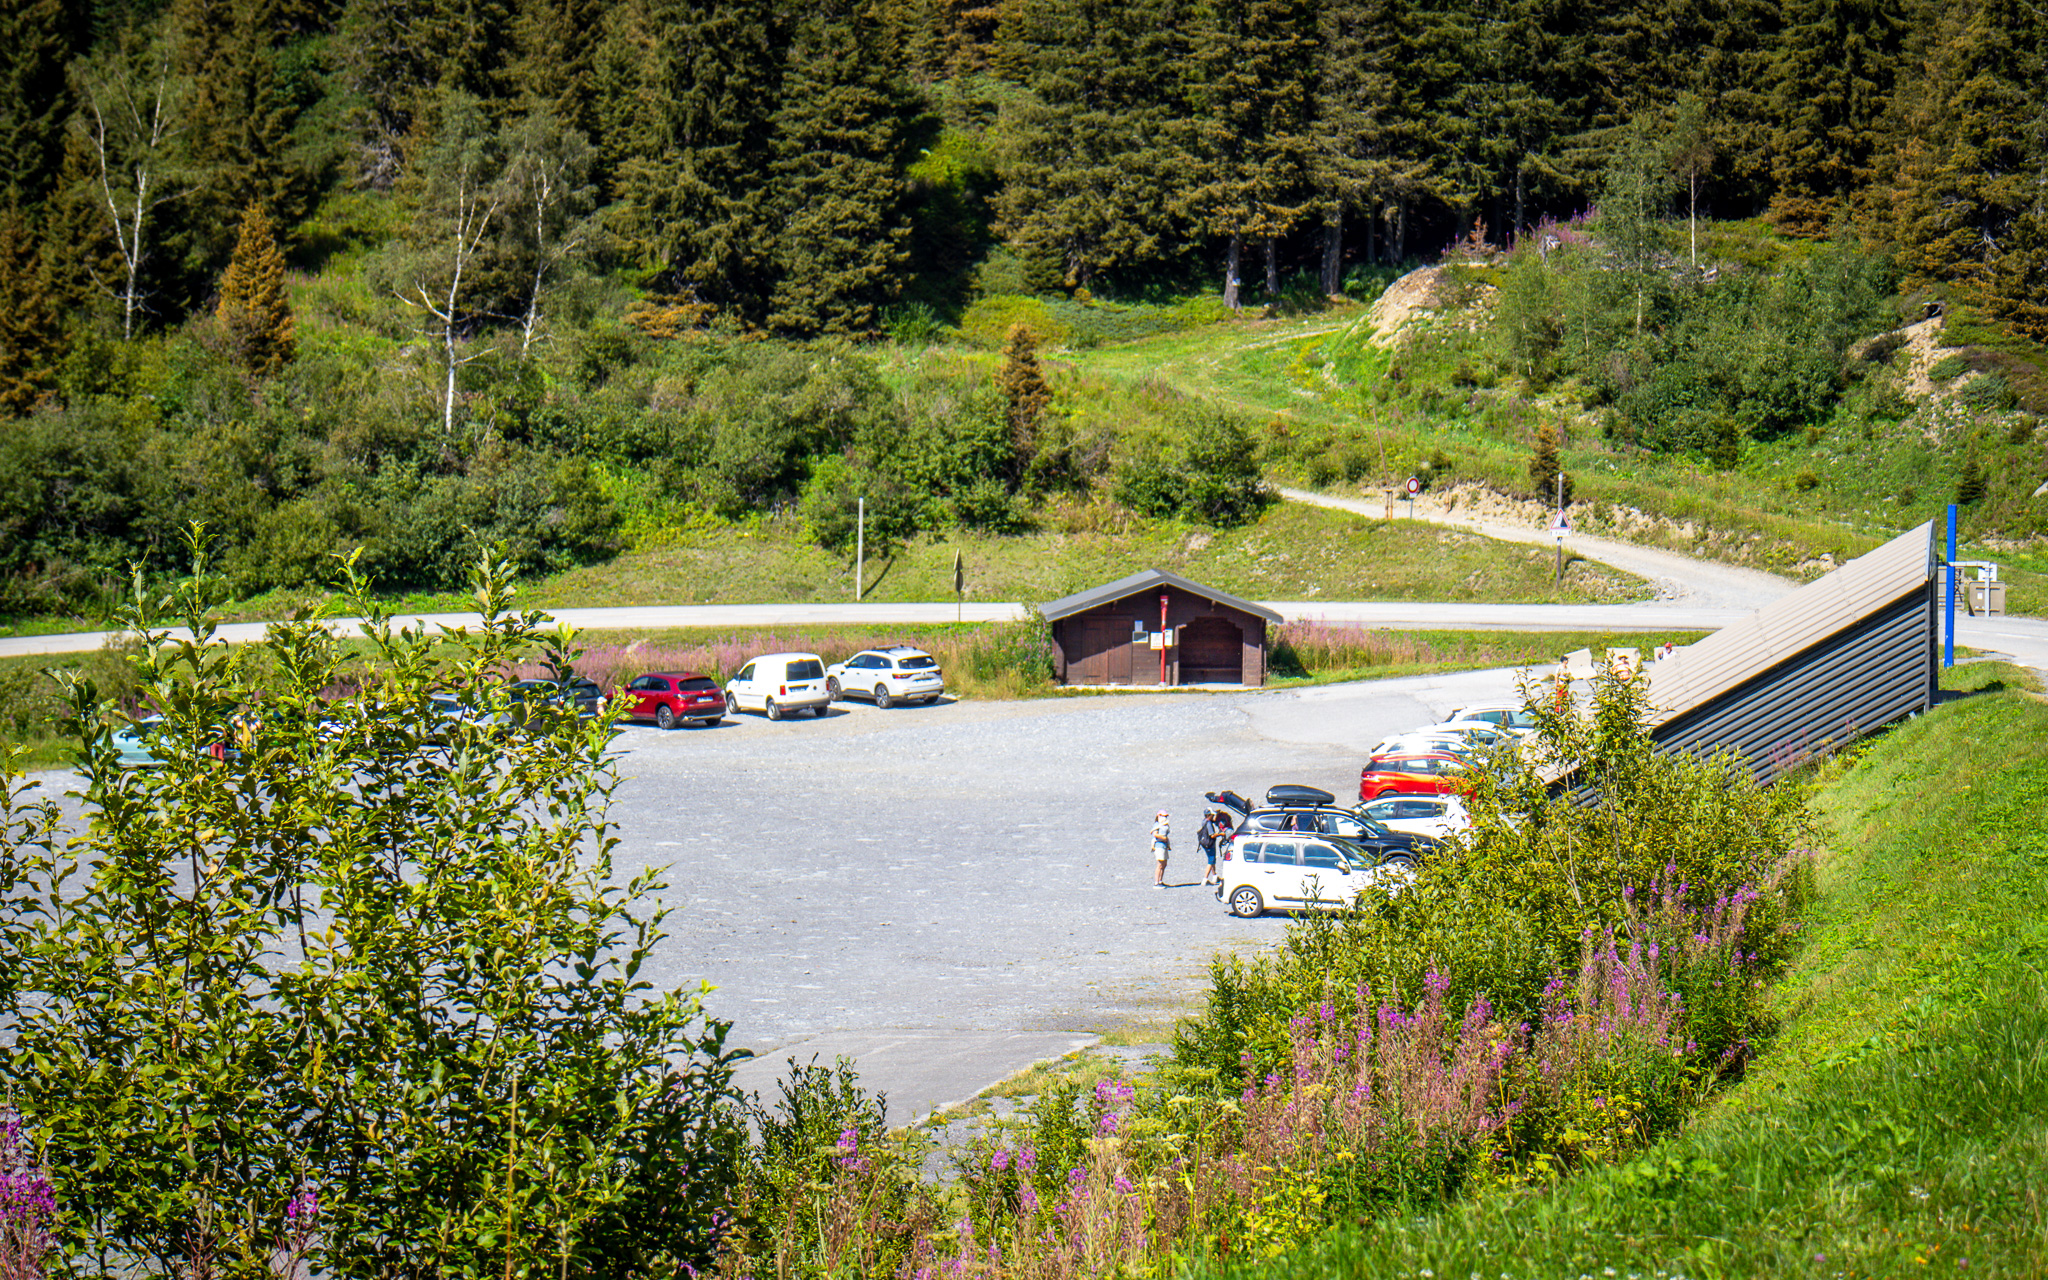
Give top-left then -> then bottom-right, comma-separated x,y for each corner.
1359,751 -> 1475,801
621,672 -> 725,729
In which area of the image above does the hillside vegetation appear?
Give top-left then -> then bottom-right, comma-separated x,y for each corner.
1198,663 -> 2048,1278
4,0 -> 2046,624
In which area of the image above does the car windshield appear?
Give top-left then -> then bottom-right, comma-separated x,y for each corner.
896,654 -> 936,669
679,677 -> 718,692
787,659 -> 825,682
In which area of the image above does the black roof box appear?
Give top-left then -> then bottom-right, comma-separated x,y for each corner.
1265,784 -> 1335,808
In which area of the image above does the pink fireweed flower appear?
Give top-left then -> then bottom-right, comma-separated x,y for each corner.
989,1148 -> 1010,1173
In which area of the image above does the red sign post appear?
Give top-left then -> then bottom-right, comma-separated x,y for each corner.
1159,593 -> 1170,685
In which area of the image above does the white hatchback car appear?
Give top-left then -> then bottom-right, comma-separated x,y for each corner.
825,646 -> 945,708
1359,794 -> 1471,840
725,653 -> 832,720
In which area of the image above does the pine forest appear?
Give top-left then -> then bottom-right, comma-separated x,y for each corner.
1,0 -> 2045,614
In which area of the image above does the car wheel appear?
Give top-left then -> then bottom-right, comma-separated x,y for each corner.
826,676 -> 842,701
766,698 -> 782,721
697,717 -> 721,728
811,704 -> 828,717
1382,853 -> 1418,872
726,692 -> 739,716
922,696 -> 938,705
655,705 -> 675,731
1376,788 -> 1398,799
874,684 -> 892,709
1227,886 -> 1265,918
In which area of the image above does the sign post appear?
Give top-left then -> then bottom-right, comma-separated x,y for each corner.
1552,472 -> 1567,585
1405,475 -> 1420,519
1946,504 -> 1957,668
855,497 -> 865,602
953,549 -> 964,622
1159,593 -> 1170,686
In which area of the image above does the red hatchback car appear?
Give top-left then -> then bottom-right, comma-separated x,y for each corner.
1358,751 -> 1475,801
621,672 -> 725,729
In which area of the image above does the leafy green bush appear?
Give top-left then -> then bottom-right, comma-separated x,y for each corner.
1111,405 -> 1269,527
0,537 -> 746,1279
1174,670 -> 1812,1090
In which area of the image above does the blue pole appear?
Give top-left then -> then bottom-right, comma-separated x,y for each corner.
1945,504 -> 1957,669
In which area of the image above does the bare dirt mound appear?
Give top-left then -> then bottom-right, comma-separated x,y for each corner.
1365,267 -> 1446,349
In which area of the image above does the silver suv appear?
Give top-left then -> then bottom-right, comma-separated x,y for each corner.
1215,829 -> 1415,918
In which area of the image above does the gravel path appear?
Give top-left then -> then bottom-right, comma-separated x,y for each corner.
1277,487 -> 1799,611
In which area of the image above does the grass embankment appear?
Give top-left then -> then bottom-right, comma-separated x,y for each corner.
1202,662 -> 2048,1279
1064,291 -> 2048,614
220,500 -> 1639,621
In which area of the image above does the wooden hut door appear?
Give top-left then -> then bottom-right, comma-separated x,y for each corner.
1072,616 -> 1135,683
1180,616 -> 1243,684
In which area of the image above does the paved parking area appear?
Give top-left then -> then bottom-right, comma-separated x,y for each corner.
610,666 -> 1527,1118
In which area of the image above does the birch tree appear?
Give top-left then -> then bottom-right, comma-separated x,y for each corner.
499,108 -> 597,359
73,33 -> 194,340
396,92 -> 503,438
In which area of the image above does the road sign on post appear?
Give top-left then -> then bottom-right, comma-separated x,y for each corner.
1405,475 -> 1420,520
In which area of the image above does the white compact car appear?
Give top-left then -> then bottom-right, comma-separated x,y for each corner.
1445,703 -> 1541,738
725,653 -> 832,720
1359,794 -> 1471,840
826,646 -> 945,708
1370,722 -> 1517,757
1215,830 -> 1416,918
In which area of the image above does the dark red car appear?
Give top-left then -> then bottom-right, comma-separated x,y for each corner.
1358,751 -> 1474,801
621,672 -> 725,729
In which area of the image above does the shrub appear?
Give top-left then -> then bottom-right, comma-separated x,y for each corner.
1959,373 -> 2015,410
0,536 -> 746,1280
1928,353 -> 1970,382
1794,468 -> 1821,492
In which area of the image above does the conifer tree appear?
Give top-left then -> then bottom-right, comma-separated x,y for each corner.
763,0 -> 920,335
0,0 -> 79,211
615,0 -> 790,324
1883,0 -> 2047,337
1309,0 -> 1439,288
509,0 -> 605,148
1179,0 -> 1317,306
0,202 -> 60,416
216,202 -> 296,376
1765,0 -> 1905,236
994,0 -> 1187,290
995,322 -> 1051,481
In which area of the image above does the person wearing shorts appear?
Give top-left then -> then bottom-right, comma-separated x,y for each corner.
1151,810 -> 1170,886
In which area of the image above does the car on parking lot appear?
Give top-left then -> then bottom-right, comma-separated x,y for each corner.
826,646 -> 945,707
1359,793 -> 1470,839
1446,703 -> 1540,737
620,672 -> 725,729
1358,751 -> 1474,800
108,716 -> 167,768
1205,784 -> 1441,856
509,677 -> 604,724
725,653 -> 832,720
1214,829 -> 1417,917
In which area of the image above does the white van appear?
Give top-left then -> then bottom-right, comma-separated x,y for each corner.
724,653 -> 832,720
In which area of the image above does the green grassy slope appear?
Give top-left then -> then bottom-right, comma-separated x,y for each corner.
1192,663 -> 2048,1279
1051,282 -> 2047,614
214,500 -> 1647,622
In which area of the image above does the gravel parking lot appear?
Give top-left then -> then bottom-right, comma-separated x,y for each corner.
19,665 -> 1529,1121
608,666 -> 1528,1116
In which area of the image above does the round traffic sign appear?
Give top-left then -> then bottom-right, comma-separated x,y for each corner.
1405,476 -> 1421,496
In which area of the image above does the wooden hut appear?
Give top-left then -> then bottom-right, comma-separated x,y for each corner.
1040,569 -> 1283,687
